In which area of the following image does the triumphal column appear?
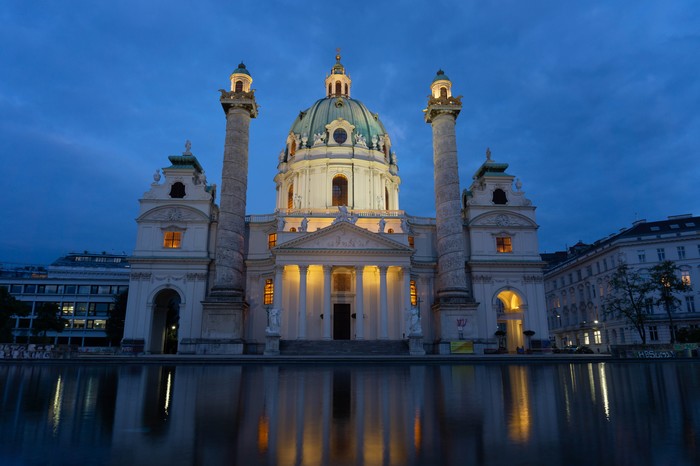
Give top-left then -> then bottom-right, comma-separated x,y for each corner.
424,70 -> 479,349
198,63 -> 258,354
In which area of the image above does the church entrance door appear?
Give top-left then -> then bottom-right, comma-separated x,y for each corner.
333,303 -> 351,340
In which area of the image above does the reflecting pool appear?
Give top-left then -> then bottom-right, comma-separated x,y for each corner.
1,361 -> 699,466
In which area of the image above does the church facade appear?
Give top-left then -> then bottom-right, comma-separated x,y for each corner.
122,55 -> 548,355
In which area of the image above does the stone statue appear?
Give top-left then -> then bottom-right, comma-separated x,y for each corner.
313,132 -> 326,146
401,217 -> 410,233
277,217 -> 286,231
390,152 -> 398,165
300,217 -> 309,232
301,134 -> 308,148
294,194 -> 302,209
333,205 -> 350,224
266,308 -> 281,335
378,218 -> 386,233
278,151 -> 285,163
184,140 -> 192,155
515,178 -> 522,191
354,132 -> 367,148
371,135 -> 378,150
153,169 -> 161,183
408,306 -> 422,336
486,147 -> 492,161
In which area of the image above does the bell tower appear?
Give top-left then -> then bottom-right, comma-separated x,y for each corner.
325,49 -> 352,98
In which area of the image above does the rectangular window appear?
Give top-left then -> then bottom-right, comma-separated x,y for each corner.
24,284 -> 37,294
637,250 -> 646,263
649,326 -> 659,341
98,285 -> 111,294
61,303 -> 74,316
73,319 -> 86,329
594,330 -> 602,344
410,280 -> 418,307
93,319 -> 107,330
686,296 -> 696,313
496,236 -> 512,253
586,266 -> 592,277
64,285 -> 76,294
78,285 -> 91,294
584,333 -> 590,345
577,270 -> 582,281
644,298 -> 654,314
657,248 -> 665,261
75,302 -> 88,316
10,284 -> 22,294
88,302 -> 111,316
408,236 -> 415,248
682,271 -> 691,286
163,231 -> 182,249
596,262 -> 601,274
263,279 -> 274,305
268,233 -> 277,249
677,246 -> 686,260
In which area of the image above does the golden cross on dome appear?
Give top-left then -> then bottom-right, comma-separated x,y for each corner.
336,48 -> 341,62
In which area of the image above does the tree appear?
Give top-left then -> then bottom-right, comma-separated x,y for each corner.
605,263 -> 653,345
32,302 -> 67,342
0,287 -> 27,342
106,290 -> 128,346
649,260 -> 690,344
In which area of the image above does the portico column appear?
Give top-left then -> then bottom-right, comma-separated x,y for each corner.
355,266 -> 364,340
402,267 -> 411,337
379,266 -> 388,339
322,265 -> 332,340
298,265 -> 308,339
273,265 -> 283,315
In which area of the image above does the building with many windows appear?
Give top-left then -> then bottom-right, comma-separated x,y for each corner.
121,55 -> 549,355
1,252 -> 129,347
543,215 -> 700,351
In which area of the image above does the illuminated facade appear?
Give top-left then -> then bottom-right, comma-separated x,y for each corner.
122,55 -> 548,354
544,215 -> 700,350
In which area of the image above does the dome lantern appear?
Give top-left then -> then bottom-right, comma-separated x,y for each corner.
325,49 -> 351,98
430,69 -> 452,100
230,62 -> 253,93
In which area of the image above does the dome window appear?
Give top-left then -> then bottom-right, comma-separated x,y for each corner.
333,128 -> 347,144
492,189 -> 508,205
332,175 -> 348,206
385,187 -> 389,210
290,140 -> 296,157
287,185 -> 294,209
235,80 -> 243,92
335,81 -> 342,95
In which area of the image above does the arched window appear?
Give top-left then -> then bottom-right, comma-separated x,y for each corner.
332,175 -> 348,206
290,140 -> 296,157
492,188 -> 508,205
410,280 -> 418,306
328,83 -> 332,95
235,80 -> 243,92
335,81 -> 342,95
385,187 -> 389,210
263,279 -> 274,305
439,86 -> 447,98
287,185 -> 294,209
344,83 -> 348,95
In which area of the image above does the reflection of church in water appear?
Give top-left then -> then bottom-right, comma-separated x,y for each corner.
122,53 -> 548,354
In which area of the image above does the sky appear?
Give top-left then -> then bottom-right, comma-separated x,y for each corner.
2,1 -> 699,266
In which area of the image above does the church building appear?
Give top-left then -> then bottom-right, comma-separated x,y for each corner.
122,54 -> 548,355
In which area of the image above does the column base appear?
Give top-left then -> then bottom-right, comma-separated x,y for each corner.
179,338 -> 245,355
201,294 -> 248,340
432,300 -> 479,341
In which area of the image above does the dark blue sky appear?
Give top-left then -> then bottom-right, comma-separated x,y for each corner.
2,1 -> 699,265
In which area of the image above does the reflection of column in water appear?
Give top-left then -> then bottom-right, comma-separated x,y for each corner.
321,369 -> 331,465
355,369 -> 365,464
382,369 -> 391,465
410,365 -> 426,457
294,370 -> 306,464
505,366 -> 531,444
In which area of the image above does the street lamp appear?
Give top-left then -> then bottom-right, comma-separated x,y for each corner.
594,320 -> 609,353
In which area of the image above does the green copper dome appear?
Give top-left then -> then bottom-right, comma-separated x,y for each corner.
289,96 -> 388,147
232,62 -> 250,76
432,69 -> 450,82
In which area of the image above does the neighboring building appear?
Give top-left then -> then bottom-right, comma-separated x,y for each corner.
0,252 -> 129,346
122,55 -> 549,355
543,215 -> 700,351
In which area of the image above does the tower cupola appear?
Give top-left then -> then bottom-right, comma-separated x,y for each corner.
430,69 -> 452,100
230,62 -> 253,93
325,50 -> 352,98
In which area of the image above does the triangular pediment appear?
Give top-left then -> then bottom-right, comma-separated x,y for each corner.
275,221 -> 412,254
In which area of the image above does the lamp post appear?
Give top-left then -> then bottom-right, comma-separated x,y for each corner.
594,320 -> 609,353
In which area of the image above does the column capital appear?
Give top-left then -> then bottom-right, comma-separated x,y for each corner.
298,264 -> 309,273
220,91 -> 258,118
424,104 -> 461,124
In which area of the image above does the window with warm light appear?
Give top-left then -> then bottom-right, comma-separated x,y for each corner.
268,233 -> 277,249
594,330 -> 601,344
332,175 -> 348,206
263,279 -> 274,305
287,185 -> 294,209
410,280 -> 418,306
163,231 -> 182,248
408,236 -> 415,248
496,236 -> 513,253
681,270 -> 691,286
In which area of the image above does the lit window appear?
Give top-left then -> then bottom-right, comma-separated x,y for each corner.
289,140 -> 296,157
268,233 -> 277,249
410,280 -> 418,306
408,236 -> 415,248
594,330 -> 602,344
287,185 -> 294,209
496,237 -> 512,253
332,175 -> 348,206
263,279 -> 274,305
681,270 -> 691,286
163,231 -> 182,248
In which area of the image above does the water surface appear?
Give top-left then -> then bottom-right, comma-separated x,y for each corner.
1,361 -> 699,466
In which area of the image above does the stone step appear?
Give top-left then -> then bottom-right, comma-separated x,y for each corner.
279,339 -> 408,355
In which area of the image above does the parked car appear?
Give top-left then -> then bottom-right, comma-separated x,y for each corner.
575,346 -> 594,354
